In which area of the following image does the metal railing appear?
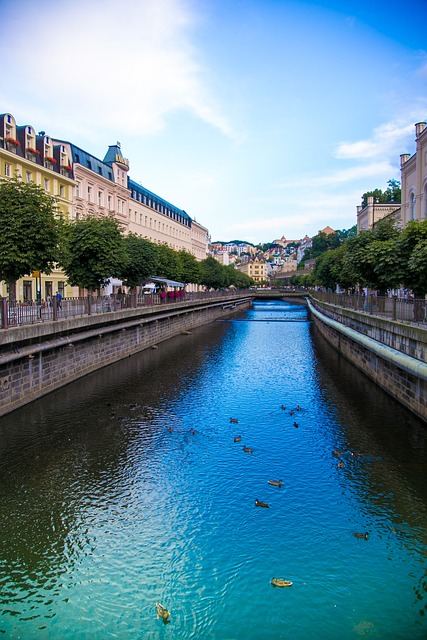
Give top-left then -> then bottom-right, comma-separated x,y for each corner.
311,290 -> 427,325
0,289 -> 251,330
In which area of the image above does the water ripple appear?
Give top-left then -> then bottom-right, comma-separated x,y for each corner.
0,301 -> 426,638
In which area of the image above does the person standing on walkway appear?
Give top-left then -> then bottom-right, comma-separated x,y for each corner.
56,291 -> 62,310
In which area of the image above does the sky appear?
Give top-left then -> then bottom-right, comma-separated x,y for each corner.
1,0 -> 426,244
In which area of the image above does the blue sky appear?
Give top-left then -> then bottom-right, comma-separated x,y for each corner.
1,0 -> 426,243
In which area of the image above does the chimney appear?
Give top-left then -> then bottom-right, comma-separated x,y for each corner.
415,122 -> 426,138
400,153 -> 410,166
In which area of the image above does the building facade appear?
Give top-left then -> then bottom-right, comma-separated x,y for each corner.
191,220 -> 209,261
357,196 -> 401,232
400,121 -> 427,226
0,113 -> 76,300
236,256 -> 267,283
1,112 -> 210,301
128,178 -> 192,251
356,120 -> 427,233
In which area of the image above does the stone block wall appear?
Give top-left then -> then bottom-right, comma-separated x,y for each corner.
310,299 -> 427,423
0,297 -> 251,417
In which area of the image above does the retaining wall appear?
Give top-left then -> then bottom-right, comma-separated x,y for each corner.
308,297 -> 427,423
0,296 -> 251,417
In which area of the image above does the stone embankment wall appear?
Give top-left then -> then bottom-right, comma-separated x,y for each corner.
308,297 -> 427,423
0,296 -> 251,418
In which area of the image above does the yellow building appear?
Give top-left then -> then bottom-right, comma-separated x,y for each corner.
1,112 -> 211,301
0,113 -> 75,301
236,256 -> 267,283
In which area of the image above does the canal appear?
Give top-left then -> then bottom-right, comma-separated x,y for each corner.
0,299 -> 426,639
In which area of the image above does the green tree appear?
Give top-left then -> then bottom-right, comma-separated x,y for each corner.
301,231 -> 339,263
398,219 -> 427,295
312,246 -> 347,290
408,243 -> 427,296
59,215 -> 127,292
336,225 -> 357,243
361,179 -> 401,207
199,256 -> 227,289
226,265 -> 253,288
341,219 -> 401,292
384,179 -> 401,203
120,234 -> 158,288
155,243 -> 181,280
0,176 -> 60,302
177,249 -> 202,285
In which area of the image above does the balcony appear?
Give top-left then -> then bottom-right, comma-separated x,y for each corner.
5,137 -> 20,153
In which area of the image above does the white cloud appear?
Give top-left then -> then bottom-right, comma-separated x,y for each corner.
311,162 -> 395,185
3,0 -> 236,141
271,162 -> 394,191
334,120 -> 415,160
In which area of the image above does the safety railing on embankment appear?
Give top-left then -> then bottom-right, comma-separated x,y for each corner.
0,289 -> 251,330
310,290 -> 427,325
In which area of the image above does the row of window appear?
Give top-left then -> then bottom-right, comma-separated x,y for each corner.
130,189 -> 190,226
74,180 -> 192,231
75,182 -> 115,210
3,163 -> 69,198
21,280 -> 65,303
73,153 -> 113,182
128,209 -> 190,238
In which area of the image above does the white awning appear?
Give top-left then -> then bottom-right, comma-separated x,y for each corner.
149,277 -> 185,288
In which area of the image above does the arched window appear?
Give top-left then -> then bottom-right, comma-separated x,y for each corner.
411,192 -> 415,220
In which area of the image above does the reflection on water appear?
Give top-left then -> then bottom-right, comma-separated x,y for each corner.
0,300 -> 426,639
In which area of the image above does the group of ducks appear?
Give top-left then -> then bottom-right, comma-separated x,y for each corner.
156,405 -> 301,623
332,450 -> 370,540
280,404 -> 301,428
229,410 -> 297,589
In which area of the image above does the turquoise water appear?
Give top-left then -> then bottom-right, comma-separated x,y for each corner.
0,299 -> 426,639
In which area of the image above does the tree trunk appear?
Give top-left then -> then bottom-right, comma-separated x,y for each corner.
7,280 -> 17,305
413,298 -> 425,323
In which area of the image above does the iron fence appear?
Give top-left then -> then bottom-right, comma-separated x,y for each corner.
0,289 -> 250,330
311,290 -> 427,325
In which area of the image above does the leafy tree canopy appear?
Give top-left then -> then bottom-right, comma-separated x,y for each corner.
177,249 -> 202,285
309,218 -> 427,295
312,246 -> 349,290
59,215 -> 127,292
155,243 -> 181,280
361,179 -> 401,207
302,231 -> 339,262
225,265 -> 253,288
199,256 -> 227,289
0,176 -> 60,300
339,219 -> 400,291
300,225 -> 356,267
397,219 -> 427,295
120,234 -> 158,288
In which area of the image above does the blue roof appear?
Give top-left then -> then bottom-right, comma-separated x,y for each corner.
128,177 -> 192,226
54,140 -> 115,182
